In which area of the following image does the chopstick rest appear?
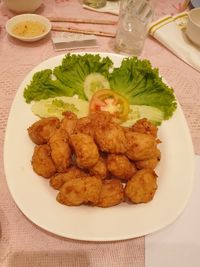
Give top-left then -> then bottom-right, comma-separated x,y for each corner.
51,32 -> 98,51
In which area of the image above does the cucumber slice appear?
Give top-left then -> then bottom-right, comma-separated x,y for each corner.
122,105 -> 164,127
31,96 -> 89,120
84,73 -> 110,100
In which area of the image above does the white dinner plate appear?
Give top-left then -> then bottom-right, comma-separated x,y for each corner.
4,52 -> 195,241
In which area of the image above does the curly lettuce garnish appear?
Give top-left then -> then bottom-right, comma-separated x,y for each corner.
53,53 -> 113,100
23,54 -> 177,123
23,69 -> 72,103
23,53 -> 113,103
109,57 -> 177,120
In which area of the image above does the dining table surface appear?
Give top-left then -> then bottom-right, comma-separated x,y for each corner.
0,0 -> 200,266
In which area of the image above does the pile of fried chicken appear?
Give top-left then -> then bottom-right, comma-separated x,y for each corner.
28,111 -> 161,208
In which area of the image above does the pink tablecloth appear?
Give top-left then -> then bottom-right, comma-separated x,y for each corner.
0,1 -> 200,266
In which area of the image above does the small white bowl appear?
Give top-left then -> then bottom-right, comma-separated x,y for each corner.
6,14 -> 51,42
3,0 -> 42,14
186,8 -> 200,47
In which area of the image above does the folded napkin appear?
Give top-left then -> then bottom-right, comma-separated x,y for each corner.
145,155 -> 200,267
149,12 -> 200,72
83,1 -> 119,15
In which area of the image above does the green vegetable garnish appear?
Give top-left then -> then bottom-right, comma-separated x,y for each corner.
23,53 -> 177,124
31,96 -> 89,120
53,53 -> 113,100
109,57 -> 177,120
48,99 -> 78,114
84,72 -> 110,100
23,69 -> 73,103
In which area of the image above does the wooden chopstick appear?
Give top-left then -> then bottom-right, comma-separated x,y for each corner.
48,17 -> 117,25
51,25 -> 116,38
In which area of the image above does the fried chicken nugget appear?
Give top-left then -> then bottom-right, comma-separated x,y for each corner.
60,111 -> 78,135
106,154 -> 137,181
57,178 -> 85,206
57,176 -> 102,206
125,131 -> 158,161
32,144 -> 56,178
131,118 -> 158,138
74,111 -> 114,138
70,133 -> 99,168
89,157 -> 108,179
98,179 -> 124,208
125,169 -> 158,204
74,116 -> 95,137
49,128 -> 72,172
90,111 -> 114,127
28,117 -> 60,145
135,148 -> 161,170
50,166 -> 88,190
94,122 -> 127,154
84,176 -> 102,205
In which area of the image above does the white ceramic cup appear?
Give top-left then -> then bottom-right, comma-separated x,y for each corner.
3,0 -> 42,14
186,7 -> 200,47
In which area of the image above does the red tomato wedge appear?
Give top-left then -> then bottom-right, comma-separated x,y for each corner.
89,89 -> 130,122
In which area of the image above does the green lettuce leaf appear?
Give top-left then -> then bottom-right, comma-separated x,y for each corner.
109,57 -> 177,120
23,69 -> 73,103
53,53 -> 113,100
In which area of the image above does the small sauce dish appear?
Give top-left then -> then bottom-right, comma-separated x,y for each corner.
3,0 -> 42,14
186,8 -> 200,47
6,14 -> 51,42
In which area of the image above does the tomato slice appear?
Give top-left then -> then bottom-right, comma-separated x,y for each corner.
89,89 -> 130,122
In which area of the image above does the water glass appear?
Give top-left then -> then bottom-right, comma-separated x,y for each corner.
115,0 -> 155,56
83,0 -> 107,8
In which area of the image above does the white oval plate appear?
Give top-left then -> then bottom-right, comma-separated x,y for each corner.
4,52 -> 195,241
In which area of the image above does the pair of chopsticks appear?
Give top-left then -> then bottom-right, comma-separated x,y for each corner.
48,17 -> 117,38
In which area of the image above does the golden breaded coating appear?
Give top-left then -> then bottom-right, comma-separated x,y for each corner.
125,169 -> 158,204
57,178 -> 85,206
28,117 -> 60,145
74,111 -> 114,138
32,144 -> 56,178
94,122 -> 127,154
125,131 -> 158,161
28,112 -> 162,208
70,133 -> 99,168
57,176 -> 102,206
90,111 -> 114,127
60,111 -> 78,135
50,166 -> 88,190
74,116 -> 94,137
131,118 -> 158,138
106,154 -> 137,181
135,148 -> 161,170
84,176 -> 102,205
98,179 -> 124,208
49,128 -> 72,172
89,157 -> 108,179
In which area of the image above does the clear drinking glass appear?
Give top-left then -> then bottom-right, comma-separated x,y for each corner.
115,0 -> 155,56
83,0 -> 107,8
